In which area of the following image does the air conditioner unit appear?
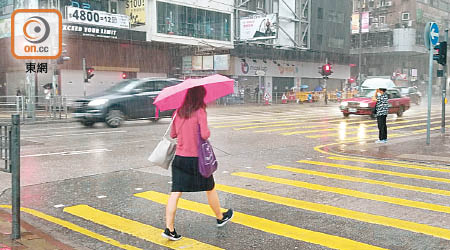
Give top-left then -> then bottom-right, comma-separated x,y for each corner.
385,1 -> 393,6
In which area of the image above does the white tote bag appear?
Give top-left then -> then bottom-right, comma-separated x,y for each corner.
148,114 -> 177,169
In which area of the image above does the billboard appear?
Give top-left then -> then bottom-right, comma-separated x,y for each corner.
361,12 -> 369,33
126,0 -> 145,25
240,14 -> 277,41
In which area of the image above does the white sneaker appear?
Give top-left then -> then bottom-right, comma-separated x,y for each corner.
375,140 -> 383,144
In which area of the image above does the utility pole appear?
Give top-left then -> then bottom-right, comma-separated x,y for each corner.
442,30 -> 448,134
358,0 -> 363,92
82,58 -> 86,97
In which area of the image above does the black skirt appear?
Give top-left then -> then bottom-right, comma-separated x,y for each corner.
171,155 -> 215,192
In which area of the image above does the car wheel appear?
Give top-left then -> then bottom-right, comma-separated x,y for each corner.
106,109 -> 124,128
80,120 -> 95,127
343,113 -> 350,118
397,106 -> 404,117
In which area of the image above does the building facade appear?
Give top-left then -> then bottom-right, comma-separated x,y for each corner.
351,0 -> 450,93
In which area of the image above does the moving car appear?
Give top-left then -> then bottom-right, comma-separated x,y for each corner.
73,78 -> 182,127
397,86 -> 421,105
340,88 -> 411,118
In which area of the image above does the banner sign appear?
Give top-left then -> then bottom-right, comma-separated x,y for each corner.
66,6 -> 129,29
62,23 -> 145,41
126,0 -> 145,25
214,55 -> 230,71
351,13 -> 359,34
361,12 -> 369,33
240,14 -> 277,41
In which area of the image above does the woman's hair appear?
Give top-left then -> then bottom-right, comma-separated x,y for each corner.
178,86 -> 207,119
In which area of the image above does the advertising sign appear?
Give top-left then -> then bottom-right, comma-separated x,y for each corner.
66,6 -> 129,29
182,56 -> 192,73
214,55 -> 230,71
62,23 -> 146,41
361,12 -> 369,33
126,0 -> 145,25
351,13 -> 359,34
240,14 -> 277,41
192,56 -> 203,70
203,56 -> 214,70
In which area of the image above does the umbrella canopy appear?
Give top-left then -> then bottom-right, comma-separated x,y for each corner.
300,85 -> 309,89
154,74 -> 234,112
361,78 -> 396,89
314,86 -> 323,91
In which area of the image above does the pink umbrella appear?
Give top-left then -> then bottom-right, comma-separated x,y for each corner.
153,74 -> 234,113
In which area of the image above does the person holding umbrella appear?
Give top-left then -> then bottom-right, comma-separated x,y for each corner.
373,88 -> 389,143
153,75 -> 235,241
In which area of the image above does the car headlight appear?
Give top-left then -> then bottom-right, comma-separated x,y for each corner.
88,99 -> 108,106
360,103 -> 369,108
341,102 -> 348,107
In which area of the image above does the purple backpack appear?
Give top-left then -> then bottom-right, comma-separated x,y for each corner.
198,126 -> 218,178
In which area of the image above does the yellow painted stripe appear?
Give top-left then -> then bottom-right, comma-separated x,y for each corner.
269,164 -> 450,196
232,172 -> 450,214
254,120 -> 372,133
213,120 -> 297,128
306,121 -> 441,138
64,205 -> 222,250
280,116 -> 438,136
214,184 -> 450,240
135,191 -> 387,250
0,205 -> 142,250
234,117 -> 359,131
338,133 -> 403,142
327,157 -> 450,175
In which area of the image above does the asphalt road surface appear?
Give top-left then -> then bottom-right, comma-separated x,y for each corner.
1,102 -> 450,250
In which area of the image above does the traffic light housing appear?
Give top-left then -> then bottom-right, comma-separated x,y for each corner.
321,64 -> 333,77
122,72 -> 128,79
433,41 -> 447,66
85,67 -> 94,82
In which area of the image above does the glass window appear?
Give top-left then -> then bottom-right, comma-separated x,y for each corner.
157,1 -> 231,41
139,81 -> 155,92
318,8 -> 323,19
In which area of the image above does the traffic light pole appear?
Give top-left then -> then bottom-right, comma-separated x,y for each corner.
442,30 -> 448,134
82,58 -> 86,97
427,41 -> 434,145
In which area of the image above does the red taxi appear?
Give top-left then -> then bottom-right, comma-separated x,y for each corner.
340,88 -> 410,118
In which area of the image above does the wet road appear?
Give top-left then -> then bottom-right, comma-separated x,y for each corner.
1,103 -> 450,250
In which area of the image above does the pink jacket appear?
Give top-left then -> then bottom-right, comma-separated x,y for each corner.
170,108 -> 210,157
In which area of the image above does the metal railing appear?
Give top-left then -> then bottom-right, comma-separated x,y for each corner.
0,96 -> 69,122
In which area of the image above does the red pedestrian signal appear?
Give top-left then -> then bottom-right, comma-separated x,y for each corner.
122,72 -> 128,79
84,67 -> 94,82
321,64 -> 332,77
348,77 -> 355,83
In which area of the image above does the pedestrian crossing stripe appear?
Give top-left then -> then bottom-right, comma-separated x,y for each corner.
0,205 -> 143,250
64,205 -> 223,250
134,191 -> 388,250
269,164 -> 450,196
306,121 -> 442,138
327,157 -> 450,174
232,172 -> 450,214
232,117 -> 361,130
253,115 -> 440,134
214,184 -> 450,240
212,115 -> 352,128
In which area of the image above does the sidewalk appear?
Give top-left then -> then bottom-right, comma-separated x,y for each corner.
0,208 -> 74,250
331,131 -> 450,165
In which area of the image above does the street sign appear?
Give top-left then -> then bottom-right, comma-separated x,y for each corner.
430,23 -> 439,45
424,22 -> 439,49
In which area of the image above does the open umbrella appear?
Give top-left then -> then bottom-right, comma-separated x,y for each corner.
154,74 -> 234,113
